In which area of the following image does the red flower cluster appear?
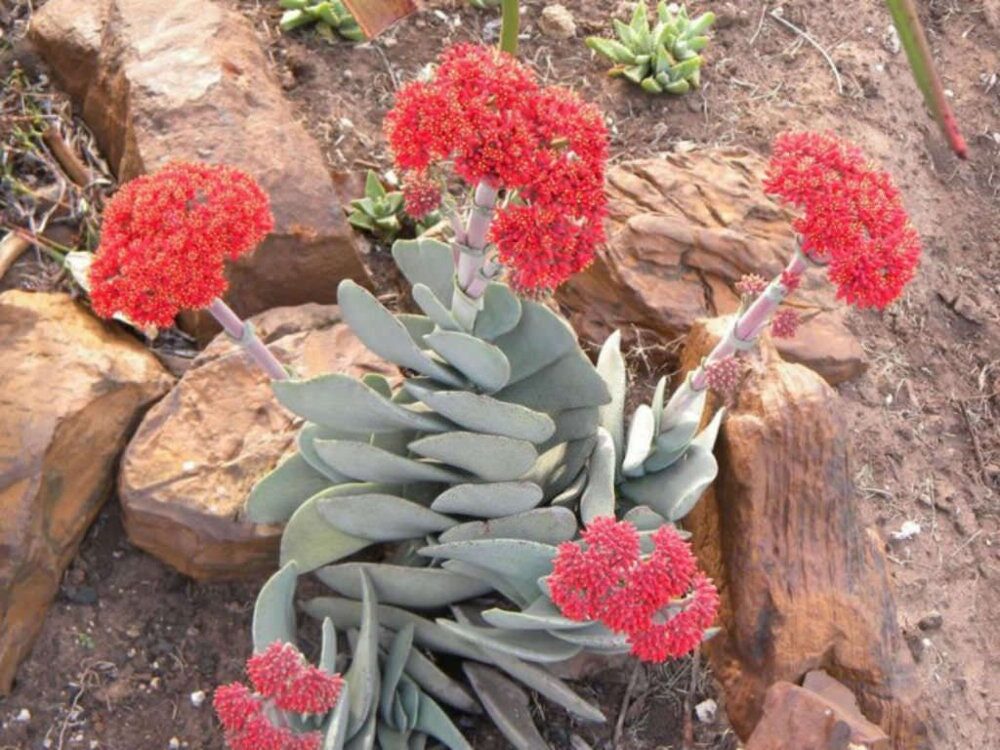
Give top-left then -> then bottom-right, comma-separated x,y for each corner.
764,132 -> 920,310
549,517 -> 719,663
90,162 -> 273,328
214,642 -> 344,750
770,308 -> 800,339
384,44 -> 608,292
703,355 -> 743,394
735,273 -> 767,297
402,170 -> 442,220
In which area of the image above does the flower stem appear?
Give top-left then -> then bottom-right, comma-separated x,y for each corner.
499,0 -> 519,55
207,298 -> 289,381
451,181 -> 498,330
660,249 -> 809,428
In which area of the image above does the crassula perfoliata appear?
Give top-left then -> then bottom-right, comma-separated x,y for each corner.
586,2 -> 716,94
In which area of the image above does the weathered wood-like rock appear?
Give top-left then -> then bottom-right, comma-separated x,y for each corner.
118,304 -> 395,581
680,317 -> 928,749
28,0 -> 369,328
0,291 -> 172,694
745,678 -> 889,750
557,150 -> 864,385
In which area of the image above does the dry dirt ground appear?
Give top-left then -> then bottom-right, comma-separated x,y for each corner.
2,0 -> 999,748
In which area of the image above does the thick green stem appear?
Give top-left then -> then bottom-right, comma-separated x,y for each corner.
500,0 -> 519,55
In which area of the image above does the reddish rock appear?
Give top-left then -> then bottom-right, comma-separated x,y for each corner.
28,0 -> 370,331
745,680 -> 889,750
118,304 -> 396,581
680,317 -> 928,749
0,291 -> 172,694
557,150 -> 865,385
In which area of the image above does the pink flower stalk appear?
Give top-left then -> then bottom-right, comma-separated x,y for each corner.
214,642 -> 344,750
384,44 -> 608,310
550,518 -> 719,663
661,132 -> 921,429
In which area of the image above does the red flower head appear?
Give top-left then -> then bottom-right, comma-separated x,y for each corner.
384,43 -> 609,293
735,273 -> 768,297
402,171 -> 442,220
703,355 -> 742,395
764,132 -> 920,310
90,162 -> 273,328
550,518 -> 718,663
214,642 -> 344,750
770,308 -> 800,339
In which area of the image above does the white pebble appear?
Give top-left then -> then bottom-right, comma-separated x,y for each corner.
890,520 -> 921,541
695,698 -> 718,723
168,739 -> 181,750
15,708 -> 31,722
181,461 -> 197,473
190,690 -> 206,708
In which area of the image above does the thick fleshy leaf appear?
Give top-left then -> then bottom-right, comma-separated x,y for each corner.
540,437 -> 597,500
412,283 -> 460,331
317,494 -> 455,540
338,280 -> 463,386
409,433 -> 537,481
419,539 -> 556,591
374,630 -> 480,713
404,383 -> 555,443
344,707 -> 377,750
548,621 -> 630,650
691,406 -> 725,451
596,331 -> 626,470
620,445 -> 718,521
314,440 -> 466,484
414,692 -> 474,750
549,468 -> 588,508
441,561 -> 533,609
246,454 -> 331,524
622,505 -> 668,531
397,314 -> 434,347
431,482 -> 544,519
650,376 -> 667,434
298,424 -> 357,482
376,724 -> 409,750
345,572 -> 380,737
622,404 -> 655,477
648,388 -> 707,471
320,618 -> 339,675
580,428 -> 616,524
475,645 -> 606,723
424,331 -> 511,393
317,564 -> 491,609
391,237 -> 454,304
324,683 -> 351,750
252,561 -> 298,652
497,353 -> 610,414
281,494 -> 370,572
481,598 -> 588,631
381,625 -> 414,726
274,374 -> 449,435
438,508 -> 576,545
437,620 -> 581,663
463,663 -> 550,750
474,283 -> 522,340
540,407 -> 599,452
493,301 -> 577,384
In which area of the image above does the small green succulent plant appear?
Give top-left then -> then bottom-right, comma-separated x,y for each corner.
348,171 -> 440,242
278,0 -> 366,41
468,0 -> 501,8
586,2 -> 715,94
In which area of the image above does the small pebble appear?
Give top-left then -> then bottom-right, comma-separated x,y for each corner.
695,698 -> 718,723
918,611 -> 943,631
890,520 -> 921,541
190,690 -> 206,708
168,739 -> 181,750
15,708 -> 31,723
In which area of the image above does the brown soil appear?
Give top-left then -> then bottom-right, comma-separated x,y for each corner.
2,1 -> 998,749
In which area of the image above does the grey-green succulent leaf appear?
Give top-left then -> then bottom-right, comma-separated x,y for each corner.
409,432 -> 537,481
316,563 -> 492,610
246,453 -> 331,524
324,683 -> 351,750
437,620 -> 582,663
437,507 -> 577,546
462,663 -> 550,750
252,561 -> 298,652
314,440 -> 466,484
622,404 -> 655,477
392,238 -> 455,305
580,427 -> 617,523
620,443 -> 718,521
493,301 -> 578,384
431,482 -> 545,519
596,330 -> 627,470
473,283 -> 523,341
412,284 -> 460,331
419,539 -> 557,595
424,331 -> 511,393
316,493 -> 456,540
280,493 -> 371,572
344,572 -> 380,738
404,384 -> 555,443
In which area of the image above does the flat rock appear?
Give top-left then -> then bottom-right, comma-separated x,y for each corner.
557,150 -> 865,385
745,680 -> 889,750
29,0 -> 370,332
0,291 -> 172,694
680,317 -> 928,749
118,304 -> 396,581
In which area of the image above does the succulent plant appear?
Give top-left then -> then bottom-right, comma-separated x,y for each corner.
278,0 -> 366,41
347,171 -> 440,242
586,2 -> 715,94
468,0 -> 501,8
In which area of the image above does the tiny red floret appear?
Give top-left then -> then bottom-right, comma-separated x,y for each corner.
703,356 -> 742,395
90,161 -> 273,328
402,171 -> 442,220
770,308 -> 800,339
735,273 -> 767,297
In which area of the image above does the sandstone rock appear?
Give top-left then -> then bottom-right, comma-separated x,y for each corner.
680,317 -> 928,749
539,5 -> 577,39
118,304 -> 396,581
745,680 -> 889,750
0,291 -> 172,694
29,0 -> 370,331
557,150 -> 865,385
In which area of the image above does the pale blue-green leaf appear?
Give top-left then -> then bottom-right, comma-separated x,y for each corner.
246,453 -> 331,524
657,388 -> 707,450
462,663 -> 550,750
541,437 -> 597,500
274,374 -> 449,435
302,598 -> 483,660
316,563 -> 491,609
376,724 -> 410,750
345,572 -> 380,738
409,433 -> 537,481
362,373 -> 393,399
337,280 -> 463,386
404,383 -> 554,443
344,707 -> 377,750
650,376 -> 667,434
539,407 -> 599,453
549,468 -> 587,508
691,406 -> 725,451
414,692 -> 474,750
481,598 -> 589,631
493,301 -> 577,384
412,283 -> 460,331
391,237 -> 454,304
374,630 -> 480,713
548,621 -> 630,650
419,539 -> 557,591
622,404 -> 655,477
424,331 -> 510,393
317,494 -> 455,540
252,561 -> 298,652
397,314 -> 434,348
473,283 -> 522,340
581,428 -> 616,523
438,507 -> 576,546
380,625 -> 414,726
623,505 -> 668,531
397,677 -> 420,730
320,618 -> 338,675
314,440 -> 466,484
596,330 -> 626,472
620,445 -> 718,521
437,620 -> 581,663
324,684 -> 351,750
299,424 -> 357,482
281,495 -> 370,572
441,561 -> 533,609
496,353 -> 610,414
431,482 -> 544,519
